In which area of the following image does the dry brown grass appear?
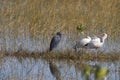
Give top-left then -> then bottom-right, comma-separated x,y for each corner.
0,0 -> 120,37
4,50 -> 120,62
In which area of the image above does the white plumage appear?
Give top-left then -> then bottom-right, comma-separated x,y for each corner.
74,36 -> 91,51
85,33 -> 107,49
74,33 -> 107,52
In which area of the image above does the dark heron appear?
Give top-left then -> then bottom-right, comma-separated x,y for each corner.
49,32 -> 62,51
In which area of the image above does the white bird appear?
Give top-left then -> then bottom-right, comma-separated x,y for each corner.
74,36 -> 91,52
85,33 -> 107,49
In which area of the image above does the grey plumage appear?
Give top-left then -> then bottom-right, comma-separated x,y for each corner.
49,32 -> 62,51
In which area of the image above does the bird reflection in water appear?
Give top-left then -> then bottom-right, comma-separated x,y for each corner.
49,62 -> 61,80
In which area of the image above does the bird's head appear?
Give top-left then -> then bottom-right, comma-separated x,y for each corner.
99,33 -> 107,42
96,33 -> 107,39
56,32 -> 62,37
101,33 -> 107,39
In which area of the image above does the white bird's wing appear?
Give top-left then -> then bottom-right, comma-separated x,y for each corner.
81,38 -> 91,45
91,37 -> 100,43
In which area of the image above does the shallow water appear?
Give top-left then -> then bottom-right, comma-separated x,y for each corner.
0,32 -> 120,80
0,34 -> 120,53
0,57 -> 120,80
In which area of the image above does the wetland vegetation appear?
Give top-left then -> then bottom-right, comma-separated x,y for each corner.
0,0 -> 120,80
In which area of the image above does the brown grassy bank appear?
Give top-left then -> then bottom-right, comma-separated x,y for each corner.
1,50 -> 120,62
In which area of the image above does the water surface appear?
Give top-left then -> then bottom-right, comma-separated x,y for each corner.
0,57 -> 119,80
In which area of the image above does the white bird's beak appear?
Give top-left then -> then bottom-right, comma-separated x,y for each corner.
95,33 -> 104,37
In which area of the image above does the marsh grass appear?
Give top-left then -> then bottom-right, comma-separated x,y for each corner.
0,0 -> 120,59
0,0 -> 120,37
3,50 -> 120,62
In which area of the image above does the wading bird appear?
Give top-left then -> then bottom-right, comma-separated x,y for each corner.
49,32 -> 62,51
74,36 -> 91,52
85,33 -> 107,49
